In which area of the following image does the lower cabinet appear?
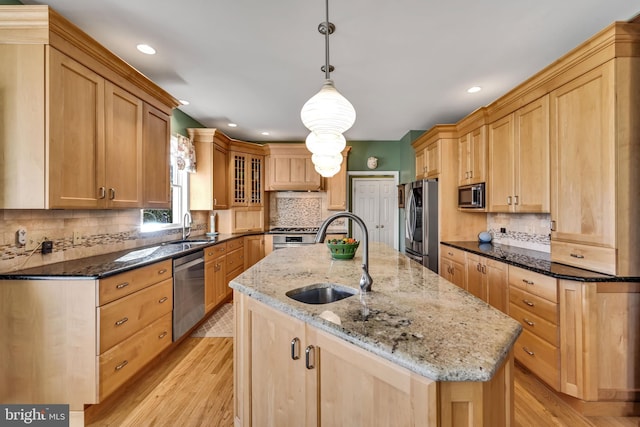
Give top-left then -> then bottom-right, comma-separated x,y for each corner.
439,245 -> 466,288
234,291 -> 513,427
205,243 -> 228,312
244,234 -> 265,269
466,253 -> 508,313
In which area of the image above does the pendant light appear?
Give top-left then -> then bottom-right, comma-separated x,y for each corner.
300,0 -> 355,177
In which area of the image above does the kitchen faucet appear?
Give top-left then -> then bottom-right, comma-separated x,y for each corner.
315,212 -> 373,292
182,212 -> 192,240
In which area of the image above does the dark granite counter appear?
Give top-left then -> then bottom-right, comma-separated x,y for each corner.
0,232 -> 256,280
442,241 -> 639,282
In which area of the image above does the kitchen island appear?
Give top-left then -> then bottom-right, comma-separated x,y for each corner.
230,242 -> 522,426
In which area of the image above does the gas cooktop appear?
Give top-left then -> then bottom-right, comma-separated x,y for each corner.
269,227 -> 320,234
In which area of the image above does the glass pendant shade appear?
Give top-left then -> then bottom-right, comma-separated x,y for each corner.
305,131 -> 346,156
311,152 -> 343,177
300,80 -> 356,135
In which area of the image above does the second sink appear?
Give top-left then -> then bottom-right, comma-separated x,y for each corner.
286,283 -> 358,305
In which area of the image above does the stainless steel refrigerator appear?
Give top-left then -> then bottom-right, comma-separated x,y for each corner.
405,179 -> 438,272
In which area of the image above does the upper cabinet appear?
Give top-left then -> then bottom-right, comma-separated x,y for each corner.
0,6 -> 178,209
189,128 -> 230,210
456,109 -> 487,186
487,95 -> 550,213
265,144 -> 321,191
230,149 -> 264,208
324,146 -> 351,210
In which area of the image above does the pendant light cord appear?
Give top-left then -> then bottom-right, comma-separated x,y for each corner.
324,0 -> 330,80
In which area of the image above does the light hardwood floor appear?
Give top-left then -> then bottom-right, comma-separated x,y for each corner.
86,337 -> 640,427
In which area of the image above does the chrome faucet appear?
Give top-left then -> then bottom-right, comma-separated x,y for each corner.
315,212 -> 373,292
182,212 -> 192,240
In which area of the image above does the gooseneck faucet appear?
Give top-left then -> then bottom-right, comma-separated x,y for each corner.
315,212 -> 373,292
182,211 -> 192,240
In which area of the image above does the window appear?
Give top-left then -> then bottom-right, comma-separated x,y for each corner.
141,135 -> 190,232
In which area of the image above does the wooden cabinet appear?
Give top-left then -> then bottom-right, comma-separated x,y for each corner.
487,95 -> 549,213
142,103 -> 171,208
458,125 -> 487,186
230,151 -> 264,207
324,146 -> 351,210
204,243 -> 227,312
549,62 -> 618,275
508,266 -> 559,390
414,140 -> 441,180
188,128 -> 230,210
235,291 -> 513,427
465,252 -> 508,313
265,143 -> 321,191
225,238 -> 244,300
439,244 -> 466,289
0,8 -> 177,209
244,235 -> 265,270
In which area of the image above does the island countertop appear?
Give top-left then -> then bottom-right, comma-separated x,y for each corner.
230,242 -> 522,382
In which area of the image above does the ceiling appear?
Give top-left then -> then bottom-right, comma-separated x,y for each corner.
21,0 -> 640,142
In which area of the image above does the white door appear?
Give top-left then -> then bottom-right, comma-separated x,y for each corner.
352,178 -> 397,249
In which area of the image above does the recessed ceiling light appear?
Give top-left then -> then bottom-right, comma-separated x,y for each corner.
467,86 -> 482,94
136,44 -> 156,55
179,100 -> 189,105
261,131 -> 270,136
228,123 -> 238,128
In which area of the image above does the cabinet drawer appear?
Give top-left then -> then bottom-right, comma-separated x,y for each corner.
509,303 -> 558,346
508,266 -> 557,303
205,242 -> 227,261
98,278 -> 173,353
98,312 -> 172,400
99,259 -> 172,305
551,241 -> 616,275
227,238 -> 244,252
515,329 -> 559,390
509,286 -> 558,325
226,248 -> 244,271
440,245 -> 466,264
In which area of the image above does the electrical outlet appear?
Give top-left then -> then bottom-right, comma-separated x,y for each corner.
16,228 -> 27,245
73,231 -> 82,246
25,232 -> 47,251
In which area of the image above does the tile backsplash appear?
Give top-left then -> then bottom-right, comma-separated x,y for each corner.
268,192 -> 346,231
0,209 -> 208,273
487,213 -> 551,253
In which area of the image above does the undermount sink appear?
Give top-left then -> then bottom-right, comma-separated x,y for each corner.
286,283 -> 358,305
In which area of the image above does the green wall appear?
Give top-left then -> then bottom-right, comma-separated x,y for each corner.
0,0 -> 23,4
171,108 -> 204,136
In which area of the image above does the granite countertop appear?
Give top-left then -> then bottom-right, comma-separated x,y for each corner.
230,242 -> 522,382
441,241 -> 639,282
0,232 -> 252,280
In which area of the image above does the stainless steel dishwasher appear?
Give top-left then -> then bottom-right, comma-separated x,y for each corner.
172,249 -> 205,341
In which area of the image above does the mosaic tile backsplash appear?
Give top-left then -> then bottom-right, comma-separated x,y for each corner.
0,209 -> 209,273
268,192 -> 346,230
486,213 -> 551,253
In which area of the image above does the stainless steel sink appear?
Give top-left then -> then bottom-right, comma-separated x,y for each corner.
286,283 -> 358,304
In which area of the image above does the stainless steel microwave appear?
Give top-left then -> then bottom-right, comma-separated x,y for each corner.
458,183 -> 485,209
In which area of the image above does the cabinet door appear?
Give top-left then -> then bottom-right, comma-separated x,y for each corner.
457,134 -> 471,185
213,143 -> 229,209
49,48 -> 105,209
247,154 -> 264,207
244,235 -> 265,270
514,95 -> 549,213
307,327 -> 437,427
415,148 -> 426,179
241,297 -> 308,426
488,114 -> 515,212
441,257 -> 466,289
142,104 -> 171,208
486,259 -> 508,314
105,82 -> 143,208
465,253 -> 487,301
425,142 -> 440,178
469,126 -> 487,184
205,258 -> 226,312
550,62 -> 615,248
326,154 -> 348,210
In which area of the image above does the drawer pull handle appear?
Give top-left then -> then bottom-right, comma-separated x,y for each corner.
305,345 -> 315,370
448,252 -> 453,256
522,347 -> 535,356
116,282 -> 129,289
98,187 -> 106,199
115,360 -> 128,371
158,331 -> 168,339
291,337 -> 300,360
523,318 -> 535,327
109,188 -> 116,200
522,279 -> 534,285
522,299 -> 535,307
158,297 -> 168,304
158,269 -> 168,274
476,263 -> 481,272
115,317 -> 129,326
570,253 -> 585,259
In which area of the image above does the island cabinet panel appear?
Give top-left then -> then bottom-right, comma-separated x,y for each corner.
306,327 -> 438,427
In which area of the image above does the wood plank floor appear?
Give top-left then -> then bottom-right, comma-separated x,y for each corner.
86,337 -> 640,426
